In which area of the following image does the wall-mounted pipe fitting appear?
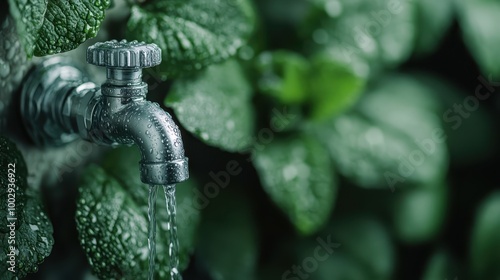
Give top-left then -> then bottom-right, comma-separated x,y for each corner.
20,40 -> 189,185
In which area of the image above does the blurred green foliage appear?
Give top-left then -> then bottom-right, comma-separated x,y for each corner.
253,135 -> 336,235
4,0 -> 500,278
165,60 -> 256,152
457,0 -> 500,78
470,192 -> 500,279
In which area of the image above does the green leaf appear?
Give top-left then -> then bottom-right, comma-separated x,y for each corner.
101,147 -> 200,269
76,147 -> 200,279
308,52 -> 367,120
11,199 -> 54,277
7,0 -> 46,57
304,0 -> 417,70
416,73 -> 498,166
457,0 -> 500,77
254,51 -> 309,105
165,60 -> 255,152
316,255 -> 370,280
253,50 -> 366,121
126,0 -> 255,78
198,188 -> 258,280
309,217 -> 394,280
253,135 -> 337,235
8,0 -> 110,57
470,191 -> 500,279
0,136 -> 54,278
313,75 -> 448,190
0,136 -> 27,232
332,217 -> 394,280
414,0 -> 453,54
421,249 -> 458,280
392,181 -> 448,243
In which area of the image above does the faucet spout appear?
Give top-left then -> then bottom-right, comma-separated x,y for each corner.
93,87 -> 189,184
20,40 -> 189,186
129,103 -> 189,185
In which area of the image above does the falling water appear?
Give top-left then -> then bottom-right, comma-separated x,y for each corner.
148,184 -> 182,280
163,184 -> 182,280
148,185 -> 158,280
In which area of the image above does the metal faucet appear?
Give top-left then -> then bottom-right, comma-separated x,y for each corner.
20,40 -> 189,185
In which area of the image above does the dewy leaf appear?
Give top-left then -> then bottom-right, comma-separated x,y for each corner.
0,136 -> 54,278
126,0 -> 255,78
8,0 -> 110,57
0,136 -> 26,232
165,60 -> 255,152
253,135 -> 337,235
303,0 -> 417,70
12,199 -> 54,277
77,166 -> 150,279
314,75 -> 448,190
470,191 -> 500,279
76,147 -> 200,279
457,0 -> 500,77
308,52 -> 367,120
198,188 -> 258,280
392,181 -> 448,243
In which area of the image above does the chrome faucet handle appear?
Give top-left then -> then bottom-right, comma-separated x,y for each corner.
86,39 -> 161,68
87,40 -> 161,86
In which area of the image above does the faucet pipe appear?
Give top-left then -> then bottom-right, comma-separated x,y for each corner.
20,40 -> 189,185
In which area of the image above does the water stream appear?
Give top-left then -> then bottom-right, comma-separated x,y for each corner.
148,184 -> 182,280
163,185 -> 181,280
148,185 -> 158,280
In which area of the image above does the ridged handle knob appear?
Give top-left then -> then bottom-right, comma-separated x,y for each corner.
86,39 -> 161,68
